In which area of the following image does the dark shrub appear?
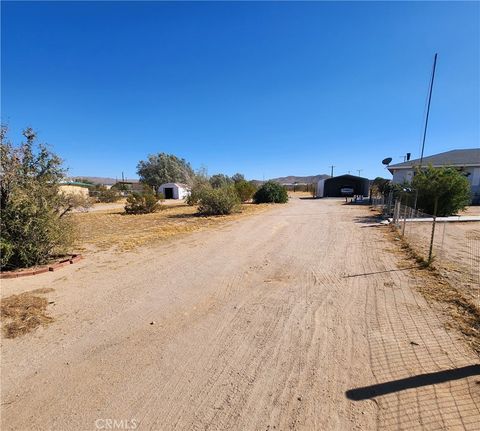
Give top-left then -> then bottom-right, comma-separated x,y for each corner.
253,181 -> 288,204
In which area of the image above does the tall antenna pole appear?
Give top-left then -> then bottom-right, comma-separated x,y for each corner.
420,53 -> 438,167
329,165 -> 335,177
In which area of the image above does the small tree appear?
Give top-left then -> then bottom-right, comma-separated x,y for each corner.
197,186 -> 240,215
1,127 -> 77,269
412,166 -> 471,216
231,173 -> 245,183
209,173 -> 233,189
124,188 -> 162,214
137,153 -> 194,191
371,177 -> 391,198
234,180 -> 257,202
253,181 -> 289,204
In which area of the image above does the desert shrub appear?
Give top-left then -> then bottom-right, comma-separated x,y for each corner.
412,166 -> 471,216
234,180 -> 257,202
186,169 -> 211,205
90,184 -> 121,202
124,189 -> 161,214
197,186 -> 240,215
1,127 -> 77,269
253,181 -> 288,204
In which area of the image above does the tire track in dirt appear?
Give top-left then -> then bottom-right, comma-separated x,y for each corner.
2,198 -> 479,430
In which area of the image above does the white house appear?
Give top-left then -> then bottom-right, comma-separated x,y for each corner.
158,183 -> 190,200
387,148 -> 480,204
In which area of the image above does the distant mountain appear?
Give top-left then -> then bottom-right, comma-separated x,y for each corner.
69,176 -> 138,185
253,174 -> 330,185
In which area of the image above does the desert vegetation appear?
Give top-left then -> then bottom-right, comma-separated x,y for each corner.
253,181 -> 289,204
125,188 -> 164,214
137,152 -> 194,192
412,166 -> 471,216
0,127 -> 86,270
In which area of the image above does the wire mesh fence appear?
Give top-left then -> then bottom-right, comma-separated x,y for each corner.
390,201 -> 480,306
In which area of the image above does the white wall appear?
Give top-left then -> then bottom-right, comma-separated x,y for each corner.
391,169 -> 414,184
316,179 -> 326,197
158,183 -> 190,200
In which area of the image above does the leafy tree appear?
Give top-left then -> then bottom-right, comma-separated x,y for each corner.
197,186 -> 240,215
231,173 -> 245,183
234,180 -> 257,202
371,177 -> 391,197
412,166 -> 471,216
1,127 -> 79,269
253,181 -> 288,204
137,153 -> 194,191
209,173 -> 233,189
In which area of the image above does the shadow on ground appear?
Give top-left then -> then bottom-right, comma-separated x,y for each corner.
345,364 -> 480,401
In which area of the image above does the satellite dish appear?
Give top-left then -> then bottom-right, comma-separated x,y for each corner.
382,157 -> 393,166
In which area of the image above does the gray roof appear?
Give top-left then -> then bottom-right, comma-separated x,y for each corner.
388,148 -> 480,170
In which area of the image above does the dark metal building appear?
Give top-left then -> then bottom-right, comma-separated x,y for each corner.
317,174 -> 370,197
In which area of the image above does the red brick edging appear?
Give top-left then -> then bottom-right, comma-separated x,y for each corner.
0,255 -> 84,279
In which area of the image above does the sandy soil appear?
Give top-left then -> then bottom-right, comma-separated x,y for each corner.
1,198 -> 479,430
84,199 -> 186,213
72,203 -> 270,252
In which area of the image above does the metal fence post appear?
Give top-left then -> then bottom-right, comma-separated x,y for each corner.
428,197 -> 439,265
402,204 -> 407,236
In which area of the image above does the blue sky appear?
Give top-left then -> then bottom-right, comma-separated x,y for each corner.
2,1 -> 479,180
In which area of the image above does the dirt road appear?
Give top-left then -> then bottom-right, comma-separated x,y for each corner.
2,198 -> 479,430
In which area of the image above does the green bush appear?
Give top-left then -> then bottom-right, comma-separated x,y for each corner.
253,181 -> 288,204
124,190 -> 161,214
197,186 -> 240,215
234,180 -> 257,202
1,127 -> 76,269
412,166 -> 471,216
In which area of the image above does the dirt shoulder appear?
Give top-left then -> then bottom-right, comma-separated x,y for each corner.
2,198 -> 479,430
71,202 -> 271,253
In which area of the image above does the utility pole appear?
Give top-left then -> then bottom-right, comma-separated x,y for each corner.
329,165 -> 335,177
420,53 -> 438,167
415,53 -> 438,210
357,169 -> 363,177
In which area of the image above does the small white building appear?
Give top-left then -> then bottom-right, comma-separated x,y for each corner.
158,183 -> 190,200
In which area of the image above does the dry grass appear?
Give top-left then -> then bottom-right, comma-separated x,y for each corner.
386,226 -> 480,354
72,203 -> 272,252
1,288 -> 55,339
